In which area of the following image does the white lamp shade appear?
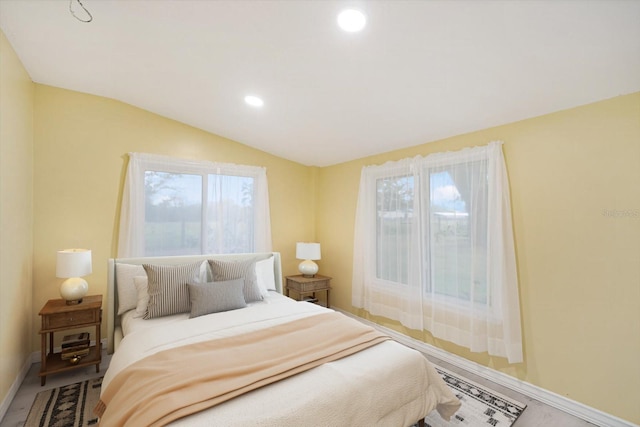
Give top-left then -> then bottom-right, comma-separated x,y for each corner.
56,249 -> 92,278
296,242 -> 321,261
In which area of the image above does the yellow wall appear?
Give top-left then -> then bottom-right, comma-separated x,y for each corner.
0,30 -> 34,406
32,84 -> 316,349
317,92 -> 640,424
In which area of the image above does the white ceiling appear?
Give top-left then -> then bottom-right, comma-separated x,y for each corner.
1,1 -> 639,167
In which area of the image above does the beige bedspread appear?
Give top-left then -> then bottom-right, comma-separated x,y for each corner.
100,295 -> 460,426
96,312 -> 390,426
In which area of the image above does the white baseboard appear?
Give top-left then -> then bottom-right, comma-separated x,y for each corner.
0,353 -> 32,423
338,309 -> 638,427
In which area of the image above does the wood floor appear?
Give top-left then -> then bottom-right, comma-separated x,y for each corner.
1,349 -> 596,427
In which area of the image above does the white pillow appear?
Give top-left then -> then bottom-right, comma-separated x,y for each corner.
255,256 -> 276,297
115,263 -> 147,315
133,276 -> 149,318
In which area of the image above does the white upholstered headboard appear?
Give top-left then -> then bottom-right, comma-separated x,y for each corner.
106,252 -> 283,353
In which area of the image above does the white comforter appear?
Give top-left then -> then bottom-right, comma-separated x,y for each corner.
104,294 -> 459,426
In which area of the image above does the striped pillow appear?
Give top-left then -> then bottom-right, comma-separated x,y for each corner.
208,258 -> 263,303
187,279 -> 247,318
143,262 -> 203,319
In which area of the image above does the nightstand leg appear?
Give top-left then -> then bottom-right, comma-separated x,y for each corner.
96,324 -> 101,372
40,332 -> 46,386
327,289 -> 330,308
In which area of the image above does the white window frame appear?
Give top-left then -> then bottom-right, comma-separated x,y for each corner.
118,153 -> 272,257
352,141 -> 523,363
367,158 -> 493,312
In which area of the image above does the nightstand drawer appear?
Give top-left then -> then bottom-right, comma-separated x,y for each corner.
285,275 -> 331,308
297,279 -> 330,292
45,309 -> 99,329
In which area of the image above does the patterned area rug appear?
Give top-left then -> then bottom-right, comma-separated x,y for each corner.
421,366 -> 526,426
25,377 -> 102,427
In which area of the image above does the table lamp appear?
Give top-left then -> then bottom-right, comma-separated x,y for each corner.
296,242 -> 321,277
56,249 -> 92,304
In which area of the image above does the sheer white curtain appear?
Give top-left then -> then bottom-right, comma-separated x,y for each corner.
352,141 -> 522,363
118,153 -> 272,258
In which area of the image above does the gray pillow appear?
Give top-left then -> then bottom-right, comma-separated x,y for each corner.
187,279 -> 247,318
143,262 -> 203,319
208,258 -> 263,303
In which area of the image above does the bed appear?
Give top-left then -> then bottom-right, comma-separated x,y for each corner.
101,252 -> 460,426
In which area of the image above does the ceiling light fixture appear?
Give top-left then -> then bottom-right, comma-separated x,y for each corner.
244,95 -> 264,108
337,9 -> 366,32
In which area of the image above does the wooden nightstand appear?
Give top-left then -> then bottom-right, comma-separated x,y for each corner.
38,295 -> 102,386
285,275 -> 332,307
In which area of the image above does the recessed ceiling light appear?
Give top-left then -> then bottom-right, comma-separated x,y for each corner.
244,95 -> 264,107
337,9 -> 366,32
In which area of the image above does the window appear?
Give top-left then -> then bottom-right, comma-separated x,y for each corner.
353,141 -> 523,363
376,173 -> 414,285
423,162 -> 488,306
144,171 -> 203,256
118,153 -> 272,257
372,162 -> 488,306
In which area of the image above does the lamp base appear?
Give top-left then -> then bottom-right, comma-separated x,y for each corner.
60,277 -> 88,304
298,260 -> 318,278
